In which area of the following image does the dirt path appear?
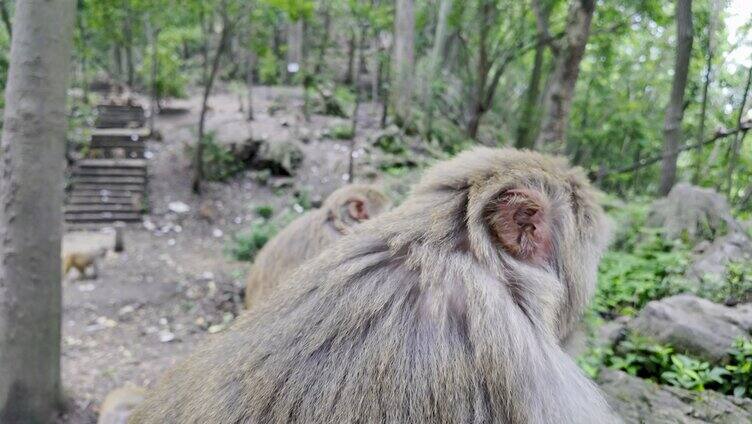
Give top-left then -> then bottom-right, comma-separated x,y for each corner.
58,85 -> 399,422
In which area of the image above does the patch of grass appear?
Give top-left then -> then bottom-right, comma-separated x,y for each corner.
228,220 -> 278,261
254,205 -> 274,220
329,123 -> 354,140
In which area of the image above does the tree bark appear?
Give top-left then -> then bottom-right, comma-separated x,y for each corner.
534,0 -> 596,151
344,32 -> 356,85
392,0 -> 415,127
0,0 -> 76,422
193,12 -> 232,194
658,0 -> 693,196
246,50 -> 255,121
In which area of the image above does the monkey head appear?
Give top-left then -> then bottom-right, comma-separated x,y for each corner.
324,184 -> 392,234
408,147 -> 611,339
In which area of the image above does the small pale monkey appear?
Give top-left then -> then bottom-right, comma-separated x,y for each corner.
62,247 -> 107,280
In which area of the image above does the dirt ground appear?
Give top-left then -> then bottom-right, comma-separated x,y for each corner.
58,85 -> 419,423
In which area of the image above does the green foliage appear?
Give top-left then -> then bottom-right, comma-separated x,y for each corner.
255,205 -> 274,220
293,189 -> 313,211
595,229 -> 691,317
593,334 -> 752,398
228,220 -> 278,261
698,261 -> 752,305
258,50 -> 280,85
328,123 -> 354,140
200,134 -> 244,182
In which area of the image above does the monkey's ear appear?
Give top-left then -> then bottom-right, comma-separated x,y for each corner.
490,189 -> 553,263
347,199 -> 369,221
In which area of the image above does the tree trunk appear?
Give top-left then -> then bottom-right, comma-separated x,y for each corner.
193,14 -> 232,194
515,0 -> 552,149
0,0 -> 11,40
349,27 -> 367,183
345,32 -> 356,85
123,6 -> 135,87
422,0 -> 451,137
692,0 -> 717,183
0,0 -> 75,422
286,19 -> 303,83
148,24 -> 160,135
725,63 -> 752,196
534,0 -> 596,151
314,7 -> 331,74
392,0 -> 415,126
658,0 -> 693,196
246,51 -> 255,121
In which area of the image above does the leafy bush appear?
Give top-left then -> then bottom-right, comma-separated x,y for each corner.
594,229 -> 691,317
586,334 -> 752,397
254,205 -> 274,220
698,261 -> 752,305
258,50 -> 280,85
200,134 -> 244,182
228,220 -> 278,261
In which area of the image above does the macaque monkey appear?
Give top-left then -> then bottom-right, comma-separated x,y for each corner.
130,148 -> 619,423
244,184 -> 391,309
62,247 -> 106,280
98,385 -> 146,424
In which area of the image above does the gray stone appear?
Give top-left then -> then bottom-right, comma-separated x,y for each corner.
687,231 -> 752,285
628,294 -> 752,362
599,369 -> 752,423
648,184 -> 742,242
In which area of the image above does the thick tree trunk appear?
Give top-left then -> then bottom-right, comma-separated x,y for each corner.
392,0 -> 415,126
193,14 -> 232,194
0,0 -> 76,422
658,0 -> 693,196
534,0 -> 596,151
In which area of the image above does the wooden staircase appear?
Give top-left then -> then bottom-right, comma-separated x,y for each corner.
65,104 -> 150,230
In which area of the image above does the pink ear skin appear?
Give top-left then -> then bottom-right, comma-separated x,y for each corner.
347,199 -> 369,221
491,189 -> 553,265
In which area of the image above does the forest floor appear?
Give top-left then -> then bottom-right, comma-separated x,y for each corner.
57,85 -> 417,423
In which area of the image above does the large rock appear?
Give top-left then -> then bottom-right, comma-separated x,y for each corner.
252,136 -> 304,176
687,231 -> 752,286
599,369 -> 752,423
628,294 -> 752,362
564,317 -> 629,359
648,184 -> 742,242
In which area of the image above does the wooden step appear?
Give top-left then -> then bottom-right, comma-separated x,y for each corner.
67,196 -> 135,205
65,204 -> 141,213
76,159 -> 147,169
65,212 -> 142,223
73,184 -> 144,192
72,168 -> 146,177
72,176 -> 146,185
69,190 -> 142,198
90,127 -> 150,138
90,139 -> 147,149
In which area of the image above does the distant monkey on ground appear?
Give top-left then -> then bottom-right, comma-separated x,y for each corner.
244,183 -> 391,309
130,148 -> 619,423
62,247 -> 106,280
